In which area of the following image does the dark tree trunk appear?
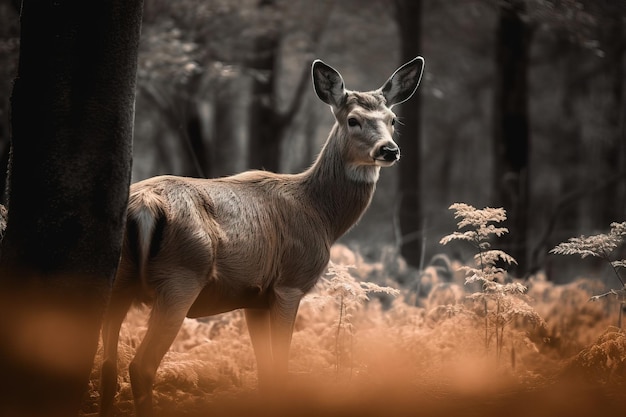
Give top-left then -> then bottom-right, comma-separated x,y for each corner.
0,1 -> 143,416
184,100 -> 210,177
0,0 -> 20,203
559,40 -> 584,237
600,7 -> 626,224
395,0 -> 424,268
139,84 -> 208,178
532,39 -> 587,280
213,76 -> 249,177
493,0 -> 531,276
0,143 -> 8,204
247,0 -> 328,173
247,0 -> 282,172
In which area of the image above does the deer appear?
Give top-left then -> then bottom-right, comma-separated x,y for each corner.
99,56 -> 424,417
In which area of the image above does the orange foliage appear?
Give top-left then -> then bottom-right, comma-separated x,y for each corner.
82,245 -> 626,416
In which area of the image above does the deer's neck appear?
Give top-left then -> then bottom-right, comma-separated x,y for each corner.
300,125 -> 378,241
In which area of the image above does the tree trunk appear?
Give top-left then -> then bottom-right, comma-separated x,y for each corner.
600,7 -> 625,224
0,0 -> 20,203
184,100 -> 210,177
246,0 -> 325,173
213,75 -> 250,177
247,0 -> 282,172
395,0 -> 424,268
0,1 -> 143,416
493,0 -> 531,276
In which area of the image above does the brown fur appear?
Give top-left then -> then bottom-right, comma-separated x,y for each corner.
99,57 -> 424,417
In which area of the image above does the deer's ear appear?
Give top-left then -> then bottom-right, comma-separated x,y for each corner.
312,59 -> 346,108
381,56 -> 424,108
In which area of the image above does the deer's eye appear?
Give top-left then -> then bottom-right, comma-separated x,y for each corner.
348,117 -> 360,128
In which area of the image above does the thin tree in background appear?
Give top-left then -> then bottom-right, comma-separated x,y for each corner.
247,0 -> 281,171
247,0 -> 333,172
493,0 -> 531,276
395,0 -> 424,268
524,0 -> 625,274
593,0 -> 626,227
0,1 -> 143,416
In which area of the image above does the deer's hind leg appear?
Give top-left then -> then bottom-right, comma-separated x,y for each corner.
100,271 -> 138,417
128,271 -> 204,417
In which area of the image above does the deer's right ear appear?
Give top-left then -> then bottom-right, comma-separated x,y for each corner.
312,60 -> 346,109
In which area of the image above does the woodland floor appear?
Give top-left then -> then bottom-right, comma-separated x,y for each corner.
81,245 -> 626,417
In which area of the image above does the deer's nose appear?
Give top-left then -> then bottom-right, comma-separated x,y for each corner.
378,144 -> 400,162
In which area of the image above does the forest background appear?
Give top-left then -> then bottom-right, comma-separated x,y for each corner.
0,1 -> 625,416
1,0 -> 625,283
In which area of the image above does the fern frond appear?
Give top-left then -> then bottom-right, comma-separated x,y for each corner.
501,282 -> 527,295
612,260 -> 626,270
550,233 -> 622,259
324,261 -> 399,305
610,221 -> 626,237
360,281 -> 401,298
500,296 -> 545,327
482,280 -> 503,293
475,250 -> 517,266
477,224 -> 509,240
464,273 -> 482,285
440,230 -> 478,245
466,291 -> 487,302
590,289 -> 626,303
449,204 -> 506,229
478,241 -> 491,250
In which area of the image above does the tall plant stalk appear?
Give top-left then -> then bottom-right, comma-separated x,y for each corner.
441,203 -> 544,362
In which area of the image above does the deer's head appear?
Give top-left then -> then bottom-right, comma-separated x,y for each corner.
312,57 -> 424,181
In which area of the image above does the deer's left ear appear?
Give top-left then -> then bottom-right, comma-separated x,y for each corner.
380,56 -> 424,108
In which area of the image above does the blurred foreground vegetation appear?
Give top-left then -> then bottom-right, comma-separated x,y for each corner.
81,242 -> 626,416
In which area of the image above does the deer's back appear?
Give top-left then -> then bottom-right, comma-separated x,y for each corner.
125,174 -> 332,313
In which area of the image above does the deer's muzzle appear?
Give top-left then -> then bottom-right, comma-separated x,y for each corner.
375,144 -> 400,163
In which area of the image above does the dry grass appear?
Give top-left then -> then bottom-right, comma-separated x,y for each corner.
82,244 -> 626,416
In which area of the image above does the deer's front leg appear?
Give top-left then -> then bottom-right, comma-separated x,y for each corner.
244,308 -> 273,390
269,287 -> 303,385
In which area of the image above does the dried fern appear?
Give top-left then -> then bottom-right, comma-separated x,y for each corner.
441,203 -> 544,361
551,222 -> 626,289
565,327 -> 626,385
551,221 -> 626,327
321,261 -> 400,374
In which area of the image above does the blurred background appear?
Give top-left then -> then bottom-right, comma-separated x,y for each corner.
0,0 -> 624,283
